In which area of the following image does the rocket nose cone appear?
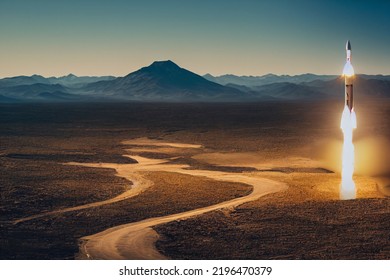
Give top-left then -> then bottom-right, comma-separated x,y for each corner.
346,40 -> 351,51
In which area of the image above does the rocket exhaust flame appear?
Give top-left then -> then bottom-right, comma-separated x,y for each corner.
341,106 -> 356,199
340,40 -> 357,199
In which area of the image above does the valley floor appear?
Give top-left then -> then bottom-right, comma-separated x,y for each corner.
1,101 -> 389,259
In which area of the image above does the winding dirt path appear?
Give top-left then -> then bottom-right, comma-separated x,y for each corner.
78,156 -> 287,260
12,138 -> 199,225
13,155 -> 188,224
13,138 -> 287,259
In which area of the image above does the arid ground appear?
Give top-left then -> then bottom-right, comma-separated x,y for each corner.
1,101 -> 389,259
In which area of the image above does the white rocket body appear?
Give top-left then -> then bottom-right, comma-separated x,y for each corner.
341,40 -> 356,131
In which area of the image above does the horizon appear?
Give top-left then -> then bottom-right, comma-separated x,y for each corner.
1,0 -> 389,77
0,59 -> 387,79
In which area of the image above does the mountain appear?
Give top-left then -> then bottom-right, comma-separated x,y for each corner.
203,73 -> 338,88
47,74 -> 115,86
304,76 -> 390,98
1,60 -> 390,103
204,73 -> 390,100
359,74 -> 390,81
251,82 -> 323,100
0,74 -> 116,102
83,60 -> 244,101
0,74 -> 115,88
0,83 -> 83,102
0,75 -> 49,87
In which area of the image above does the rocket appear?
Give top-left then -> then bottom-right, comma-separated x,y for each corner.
340,40 -> 357,200
344,40 -> 354,112
341,40 -> 357,130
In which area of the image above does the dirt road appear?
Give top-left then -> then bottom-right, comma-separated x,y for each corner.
78,155 -> 287,259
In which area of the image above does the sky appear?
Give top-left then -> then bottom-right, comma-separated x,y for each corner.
0,0 -> 389,77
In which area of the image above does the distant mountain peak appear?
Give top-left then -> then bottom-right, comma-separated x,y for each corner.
149,60 -> 180,69
31,74 -> 45,78
263,73 -> 278,78
130,60 -> 185,78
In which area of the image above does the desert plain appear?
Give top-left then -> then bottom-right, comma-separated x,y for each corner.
1,100 -> 389,259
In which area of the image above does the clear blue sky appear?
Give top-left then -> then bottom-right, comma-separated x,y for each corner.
0,0 -> 389,77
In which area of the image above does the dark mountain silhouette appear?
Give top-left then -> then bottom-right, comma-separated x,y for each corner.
223,82 -> 322,100
48,74 -> 115,86
252,82 -> 323,100
0,60 -> 389,103
305,76 -> 390,98
359,74 -> 390,81
0,83 -> 81,102
224,83 -> 253,92
0,75 -> 49,87
83,60 -> 244,101
0,74 -> 115,102
203,73 -> 338,87
0,74 -> 114,88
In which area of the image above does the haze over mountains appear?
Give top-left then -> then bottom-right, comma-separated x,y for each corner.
1,60 -> 389,103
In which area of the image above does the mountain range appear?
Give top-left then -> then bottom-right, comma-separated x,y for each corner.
0,60 -> 389,103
